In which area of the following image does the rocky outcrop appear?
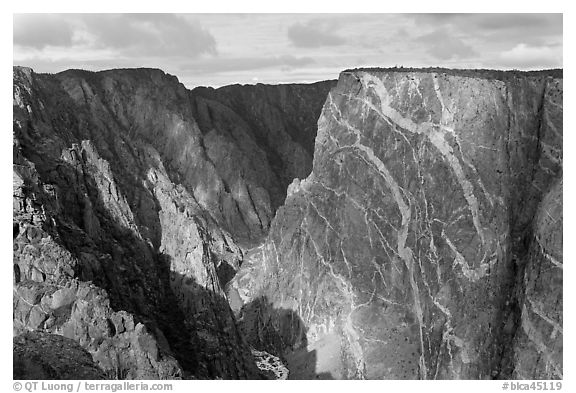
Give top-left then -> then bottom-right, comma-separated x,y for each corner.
14,331 -> 107,380
230,69 -> 562,379
13,66 -> 331,379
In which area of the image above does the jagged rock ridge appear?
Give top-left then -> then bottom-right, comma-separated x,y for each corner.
230,69 -> 562,379
13,66 -> 333,379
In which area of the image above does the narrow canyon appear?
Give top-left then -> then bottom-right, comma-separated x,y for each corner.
13,66 -> 562,380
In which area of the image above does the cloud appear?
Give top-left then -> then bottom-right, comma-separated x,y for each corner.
473,14 -> 560,31
287,21 -> 345,48
411,13 -> 469,24
416,28 -> 477,60
14,14 -> 217,59
498,43 -> 562,69
14,14 -> 74,49
82,14 -> 216,57
411,13 -> 560,32
182,55 -> 315,74
411,13 -> 562,47
14,14 -> 563,87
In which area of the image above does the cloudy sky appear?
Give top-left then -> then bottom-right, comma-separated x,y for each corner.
13,13 -> 563,88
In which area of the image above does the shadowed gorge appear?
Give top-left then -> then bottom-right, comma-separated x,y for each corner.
13,66 -> 562,380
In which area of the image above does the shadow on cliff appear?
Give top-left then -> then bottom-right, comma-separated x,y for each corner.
238,296 -> 334,379
16,124 -> 327,379
16,78 -> 290,379
13,144 -> 260,378
69,164 -> 264,379
156,257 -> 267,379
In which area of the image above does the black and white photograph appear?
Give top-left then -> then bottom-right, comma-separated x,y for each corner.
10,5 -> 565,388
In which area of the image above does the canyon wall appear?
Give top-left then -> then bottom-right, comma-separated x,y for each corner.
191,81 -> 333,194
12,66 -> 331,379
230,69 -> 563,379
13,65 -> 562,380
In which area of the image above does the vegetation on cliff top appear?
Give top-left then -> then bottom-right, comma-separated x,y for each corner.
343,66 -> 563,81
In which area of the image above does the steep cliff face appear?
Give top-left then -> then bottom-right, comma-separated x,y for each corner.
513,178 -> 562,379
191,81 -> 335,195
230,69 -> 562,379
12,66 -> 331,379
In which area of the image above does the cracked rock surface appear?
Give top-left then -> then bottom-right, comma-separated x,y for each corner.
230,69 -> 562,379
